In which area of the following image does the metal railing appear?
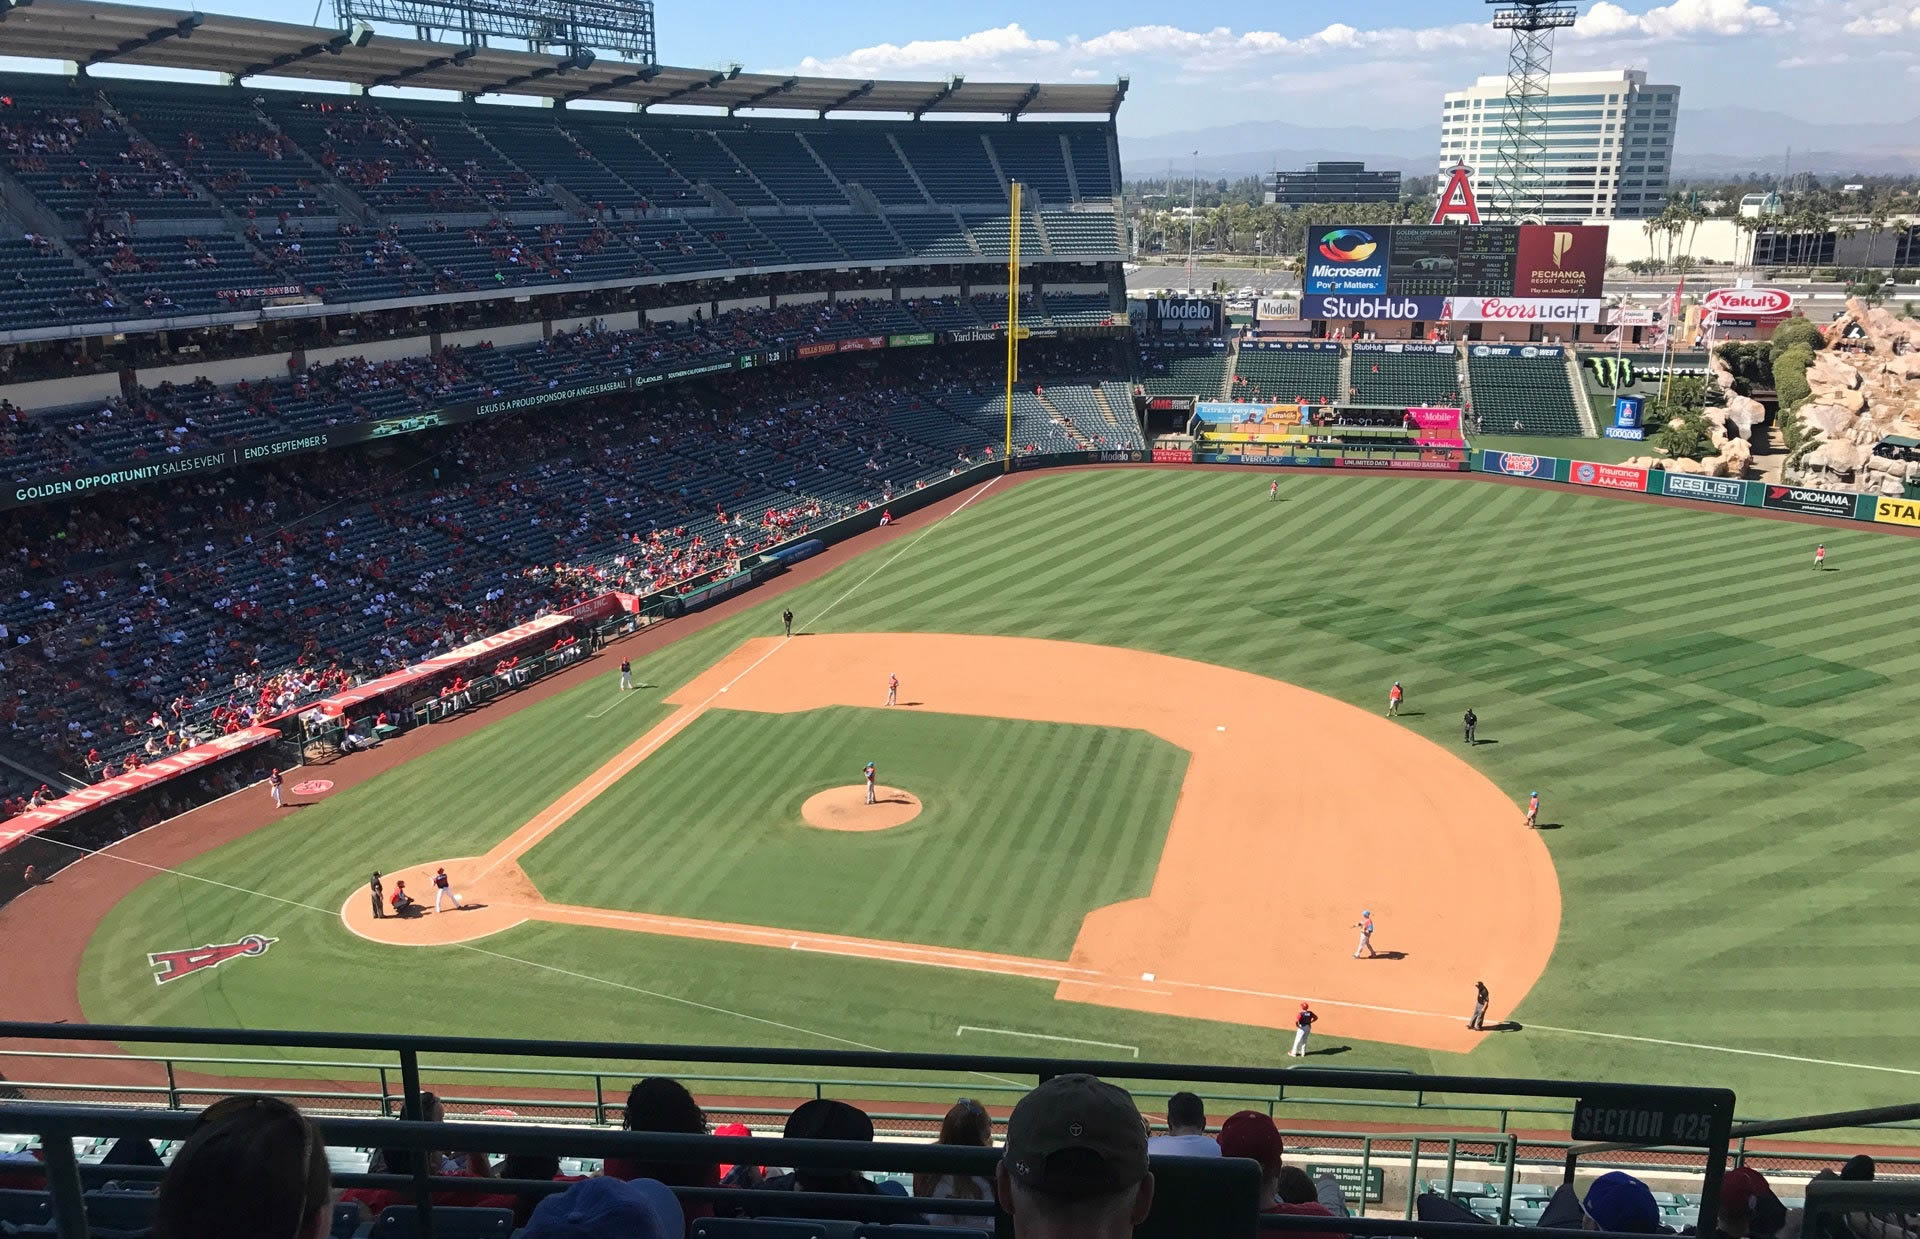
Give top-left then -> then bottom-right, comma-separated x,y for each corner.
0,1021 -> 1737,1238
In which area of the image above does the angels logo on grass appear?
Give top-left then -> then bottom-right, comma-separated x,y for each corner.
148,934 -> 276,985
291,779 -> 333,796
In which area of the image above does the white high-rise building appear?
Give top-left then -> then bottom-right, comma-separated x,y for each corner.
1439,69 -> 1679,221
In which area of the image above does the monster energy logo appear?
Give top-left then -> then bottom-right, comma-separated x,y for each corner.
1588,356 -> 1638,388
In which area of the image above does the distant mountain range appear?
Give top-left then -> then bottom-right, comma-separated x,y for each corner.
1120,108 -> 1920,182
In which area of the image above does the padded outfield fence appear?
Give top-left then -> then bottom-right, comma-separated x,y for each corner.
0,1021 -> 1737,1239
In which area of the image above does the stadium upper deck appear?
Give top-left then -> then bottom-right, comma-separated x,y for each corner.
0,0 -> 1125,341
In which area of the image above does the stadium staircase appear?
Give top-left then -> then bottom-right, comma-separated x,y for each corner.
1220,335 -> 1239,400
1567,348 -> 1600,436
883,134 -> 937,205
1338,345 -> 1354,403
1059,133 -> 1082,201
1033,390 -> 1094,448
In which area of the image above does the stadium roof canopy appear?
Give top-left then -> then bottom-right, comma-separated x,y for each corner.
0,0 -> 1128,118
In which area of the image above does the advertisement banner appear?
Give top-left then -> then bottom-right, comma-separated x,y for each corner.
887,332 -> 936,348
1761,484 -> 1856,518
1479,449 -> 1557,478
838,336 -> 886,352
1145,395 -> 1197,413
1468,343 -> 1565,360
1703,287 -> 1794,316
1569,460 -> 1649,492
947,327 -> 999,344
1255,296 -> 1295,321
1151,447 -> 1195,463
1301,294 -> 1449,322
1305,226 -> 1391,296
1444,297 -> 1605,323
1515,225 -> 1608,298
1148,298 -> 1223,333
1335,456 -> 1467,471
1241,340 -> 1341,352
1606,393 -> 1648,441
1660,473 -> 1749,506
1871,496 -> 1920,527
796,341 -> 839,359
1612,306 -> 1657,326
1195,402 -> 1303,431
1408,407 -> 1464,432
1352,341 -> 1454,354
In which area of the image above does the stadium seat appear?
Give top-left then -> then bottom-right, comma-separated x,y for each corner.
1229,349 -> 1339,405
332,1201 -> 365,1238
374,1204 -> 514,1237
694,1221 -> 843,1239
0,1190 -> 53,1227
1350,349 -> 1462,407
83,1191 -> 156,1230
1466,352 -> 1583,436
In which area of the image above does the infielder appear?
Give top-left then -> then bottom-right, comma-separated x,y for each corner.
269,767 -> 284,808
1387,682 -> 1404,717
886,674 -> 898,707
1352,909 -> 1376,959
864,761 -> 877,805
1468,980 -> 1489,1030
432,866 -> 466,913
1814,543 -> 1827,571
1289,1003 -> 1317,1057
782,608 -> 794,637
1526,791 -> 1540,829
619,658 -> 632,690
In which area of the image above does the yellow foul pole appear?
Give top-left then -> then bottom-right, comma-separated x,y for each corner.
1003,180 -> 1021,471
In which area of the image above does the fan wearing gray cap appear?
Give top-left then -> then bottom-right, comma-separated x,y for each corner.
996,1074 -> 1156,1239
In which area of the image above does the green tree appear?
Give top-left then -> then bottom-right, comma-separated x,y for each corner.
1770,317 -> 1825,354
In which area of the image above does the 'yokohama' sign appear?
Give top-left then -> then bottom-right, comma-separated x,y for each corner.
1702,288 -> 1794,315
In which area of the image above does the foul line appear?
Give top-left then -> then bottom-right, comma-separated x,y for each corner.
584,690 -> 643,720
957,1026 -> 1140,1058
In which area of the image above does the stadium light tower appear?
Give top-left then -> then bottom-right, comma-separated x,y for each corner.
334,0 -> 655,64
1486,0 -> 1576,223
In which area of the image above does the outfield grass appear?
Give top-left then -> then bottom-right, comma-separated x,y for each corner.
1474,434 -> 1649,463
521,708 -> 1186,959
82,467 -> 1920,1119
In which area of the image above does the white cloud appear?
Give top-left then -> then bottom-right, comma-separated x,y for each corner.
794,24 -> 1059,77
1840,2 -> 1920,34
1579,0 -> 1783,39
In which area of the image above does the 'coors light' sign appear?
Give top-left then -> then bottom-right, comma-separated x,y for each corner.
1703,288 -> 1794,316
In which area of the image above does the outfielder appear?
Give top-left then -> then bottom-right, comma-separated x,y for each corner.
433,866 -> 466,913
1526,791 -> 1540,829
1290,1003 -> 1317,1057
1269,479 -> 1279,502
886,674 -> 898,707
864,761 -> 877,805
1352,909 -> 1376,958
1387,682 -> 1404,717
619,658 -> 632,690
269,767 -> 284,808
1814,543 -> 1827,571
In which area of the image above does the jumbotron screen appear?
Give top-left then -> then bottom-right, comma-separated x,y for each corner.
1303,224 -> 1606,302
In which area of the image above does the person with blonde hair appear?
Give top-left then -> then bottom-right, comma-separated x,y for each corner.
915,1098 -> 997,1228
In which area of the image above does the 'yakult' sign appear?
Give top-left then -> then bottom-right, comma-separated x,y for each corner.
1702,287 -> 1794,316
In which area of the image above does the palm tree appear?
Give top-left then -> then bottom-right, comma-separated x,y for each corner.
1864,203 -> 1891,272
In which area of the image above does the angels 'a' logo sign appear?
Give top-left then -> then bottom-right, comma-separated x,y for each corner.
148,934 -> 277,985
1433,165 -> 1482,226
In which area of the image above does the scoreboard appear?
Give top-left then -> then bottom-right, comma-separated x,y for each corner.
1386,226 -> 1520,298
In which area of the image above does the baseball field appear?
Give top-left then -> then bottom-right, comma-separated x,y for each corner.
28,465 -> 1920,1118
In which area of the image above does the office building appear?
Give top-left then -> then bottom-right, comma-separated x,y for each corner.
1438,69 -> 1679,221
1265,161 -> 1401,206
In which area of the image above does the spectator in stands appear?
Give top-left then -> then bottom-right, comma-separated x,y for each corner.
1216,1111 -> 1344,1236
1536,1170 -> 1662,1234
996,1074 -> 1152,1239
1146,1092 -> 1218,1158
758,1098 -> 923,1224
603,1077 -> 718,1194
1721,1167 -> 1789,1239
500,1152 -> 581,1227
524,1175 -> 683,1239
1806,1155 -> 1918,1239
154,1095 -> 333,1239
914,1098 -> 997,1227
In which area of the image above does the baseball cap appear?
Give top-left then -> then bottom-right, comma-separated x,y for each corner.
1216,1110 -> 1283,1170
1722,1167 -> 1786,1234
524,1176 -> 683,1239
1583,1171 -> 1660,1234
1003,1074 -> 1148,1200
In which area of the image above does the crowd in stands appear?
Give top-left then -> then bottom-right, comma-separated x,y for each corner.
0,343 -> 1127,796
4,1072 -> 1906,1239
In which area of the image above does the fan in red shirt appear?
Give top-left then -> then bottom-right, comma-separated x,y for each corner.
1217,1111 -> 1347,1239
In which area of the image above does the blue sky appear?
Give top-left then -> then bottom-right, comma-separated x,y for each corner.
14,0 -> 1920,134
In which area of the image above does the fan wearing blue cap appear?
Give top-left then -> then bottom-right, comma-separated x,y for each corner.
523,1176 -> 683,1239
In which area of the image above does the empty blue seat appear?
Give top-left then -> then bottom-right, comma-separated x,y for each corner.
375,1204 -> 514,1238
0,1189 -> 53,1226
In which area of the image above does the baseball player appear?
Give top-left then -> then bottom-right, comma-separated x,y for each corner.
1468,980 -> 1490,1030
1526,791 -> 1540,829
432,866 -> 466,913
1387,682 -> 1404,717
1289,1002 -> 1317,1057
370,871 -> 386,920
886,673 -> 898,707
269,767 -> 284,808
1269,479 -> 1279,502
782,608 -> 794,637
1352,909 -> 1377,958
619,658 -> 632,691
864,761 -> 877,805
1463,707 -> 1477,745
390,880 -> 418,916
1813,543 -> 1827,571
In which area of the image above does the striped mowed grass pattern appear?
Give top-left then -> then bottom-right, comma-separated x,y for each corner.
79,468 -> 1920,1115
519,707 -> 1186,959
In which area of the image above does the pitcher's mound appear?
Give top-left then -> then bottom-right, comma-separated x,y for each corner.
802,786 -> 922,832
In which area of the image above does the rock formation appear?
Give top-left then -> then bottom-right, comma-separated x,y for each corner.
1791,299 -> 1920,491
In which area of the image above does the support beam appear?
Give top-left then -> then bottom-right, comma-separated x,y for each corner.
912,76 -> 962,120
470,54 -> 575,99
80,14 -> 202,69
371,48 -> 471,90
560,64 -> 660,106
234,33 -> 353,82
1006,83 -> 1041,120
730,76 -> 797,115
1109,76 -> 1129,120
640,66 -> 737,112
817,80 -> 873,117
